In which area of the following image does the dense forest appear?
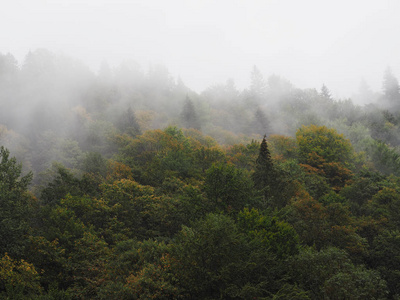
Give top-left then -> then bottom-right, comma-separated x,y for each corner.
2,49 -> 400,299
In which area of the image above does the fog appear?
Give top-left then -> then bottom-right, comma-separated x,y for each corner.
4,3 -> 400,297
2,0 -> 400,180
2,0 -> 400,99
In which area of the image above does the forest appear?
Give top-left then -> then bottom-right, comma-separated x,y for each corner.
1,49 -> 400,299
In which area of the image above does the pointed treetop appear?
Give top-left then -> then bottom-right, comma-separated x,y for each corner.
383,67 -> 400,102
250,65 -> 267,99
181,96 -> 201,130
320,84 -> 332,100
254,108 -> 270,136
256,135 -> 273,168
253,135 -> 277,201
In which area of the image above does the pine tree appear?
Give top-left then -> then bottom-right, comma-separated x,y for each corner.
253,137 -> 293,209
117,106 -> 141,137
320,84 -> 332,100
181,96 -> 201,130
250,65 -> 267,101
252,135 -> 275,199
0,147 -> 33,256
253,107 -> 271,136
383,67 -> 400,105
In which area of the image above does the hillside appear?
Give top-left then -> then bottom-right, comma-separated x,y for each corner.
1,50 -> 400,299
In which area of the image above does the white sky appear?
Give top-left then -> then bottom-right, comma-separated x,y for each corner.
1,0 -> 399,98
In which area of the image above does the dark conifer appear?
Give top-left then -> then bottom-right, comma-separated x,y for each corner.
254,107 -> 271,136
250,65 -> 267,100
383,67 -> 400,105
117,106 -> 141,137
181,96 -> 201,130
252,136 -> 292,209
320,84 -> 332,100
253,135 -> 275,198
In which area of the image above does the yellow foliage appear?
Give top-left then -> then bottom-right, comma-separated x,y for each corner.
72,105 -> 91,122
136,110 -> 157,131
0,253 -> 42,295
106,160 -> 133,182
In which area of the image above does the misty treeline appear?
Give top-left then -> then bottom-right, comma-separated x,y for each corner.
1,49 -> 400,178
2,49 -> 400,299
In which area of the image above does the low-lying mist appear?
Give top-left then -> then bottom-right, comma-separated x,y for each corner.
0,49 -> 399,180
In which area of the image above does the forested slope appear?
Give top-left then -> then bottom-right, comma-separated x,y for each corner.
1,50 -> 400,299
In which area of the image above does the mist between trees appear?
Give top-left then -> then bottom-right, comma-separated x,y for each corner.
0,49 -> 399,179
1,49 -> 400,298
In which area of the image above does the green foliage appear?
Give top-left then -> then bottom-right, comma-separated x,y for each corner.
58,195 -> 111,232
251,137 -> 300,209
39,164 -> 98,205
319,190 -> 346,205
40,204 -> 88,250
116,126 -> 210,185
252,136 -> 280,204
82,152 -> 107,176
159,177 -> 208,225
172,213 -> 285,299
288,194 -> 366,254
5,123 -> 396,297
226,140 -> 259,170
101,239 -> 180,299
269,134 -> 298,160
8,48 -> 400,298
66,231 -> 111,299
101,178 -> 190,239
365,139 -> 400,175
36,283 -> 71,300
26,236 -> 67,293
327,120 -> 371,153
0,253 -> 42,298
30,196 -> 113,296
278,159 -> 330,200
369,187 -> 400,229
237,208 -> 300,258
253,135 -> 274,190
0,147 -> 33,256
271,284 -> 310,299
181,96 -> 201,130
296,124 -> 354,167
193,146 -> 226,173
287,194 -> 328,250
116,106 -> 141,137
323,268 -> 387,300
289,247 -> 388,299
172,213 -> 242,298
0,146 -> 32,192
82,119 -> 117,155
205,162 -> 254,212
340,171 -> 382,216
368,230 -> 400,298
296,125 -> 354,190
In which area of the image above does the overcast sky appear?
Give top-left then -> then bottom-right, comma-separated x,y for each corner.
1,0 -> 399,99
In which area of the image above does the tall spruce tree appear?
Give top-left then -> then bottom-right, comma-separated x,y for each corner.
0,147 -> 33,256
253,107 -> 271,136
253,137 -> 292,209
253,135 -> 275,200
383,67 -> 400,106
117,106 -> 141,137
320,84 -> 332,101
181,96 -> 201,130
249,65 -> 267,104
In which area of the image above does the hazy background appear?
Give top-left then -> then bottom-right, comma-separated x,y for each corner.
1,0 -> 399,100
